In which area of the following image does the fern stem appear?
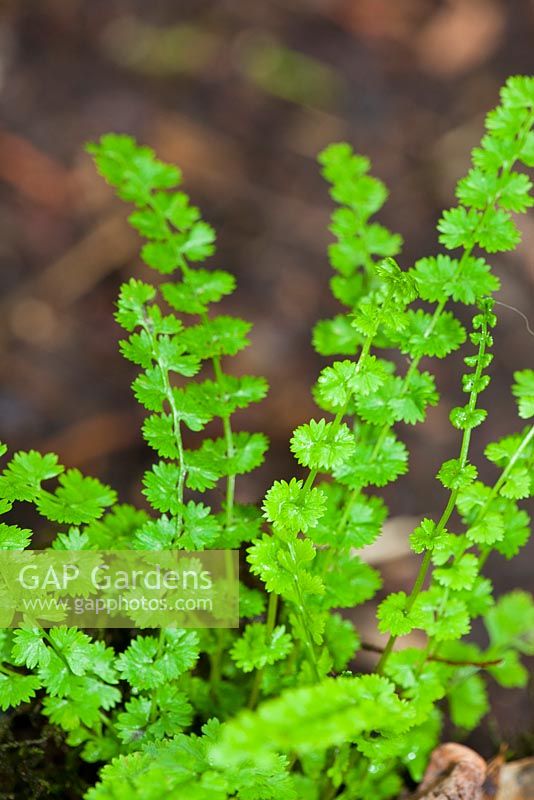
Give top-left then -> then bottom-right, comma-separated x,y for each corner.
478,422 -> 534,521
163,370 -> 186,539
287,541 -> 321,682
377,310 -> 490,674
149,628 -> 167,723
208,348 -> 237,588
247,592 -> 279,709
360,108 -> 534,492
282,323 -> 381,681
142,311 -> 187,540
376,490 -> 457,674
210,350 -> 237,530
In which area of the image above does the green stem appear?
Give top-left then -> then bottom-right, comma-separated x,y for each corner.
287,541 -> 321,682
208,346 -> 237,587
320,777 -> 339,800
0,662 -> 24,677
266,589 -> 279,631
42,631 -> 74,672
367,296 -> 450,468
337,486 -> 359,533
477,422 -> 534,522
283,326 -> 380,680
209,348 -> 236,529
361,108 -> 534,480
209,635 -> 223,686
42,630 -> 117,736
296,607 -> 321,682
98,711 -> 114,731
163,369 -> 186,540
302,468 -> 318,493
466,421 -> 534,573
376,491 -> 459,677
247,592 -> 279,709
377,310 -> 489,674
149,628 -> 167,723
324,300 -> 390,542
142,311 -> 186,540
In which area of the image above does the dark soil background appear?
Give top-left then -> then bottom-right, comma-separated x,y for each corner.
0,0 -> 533,796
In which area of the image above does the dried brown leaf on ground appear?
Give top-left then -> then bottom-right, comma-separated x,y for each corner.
415,0 -> 504,77
38,409 -> 141,467
0,213 -> 137,332
413,744 -> 534,800
415,743 -> 487,799
494,758 -> 534,800
0,129 -> 74,211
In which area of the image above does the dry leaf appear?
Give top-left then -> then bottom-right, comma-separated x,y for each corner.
416,743 -> 487,799
495,758 -> 534,800
416,0 -> 504,77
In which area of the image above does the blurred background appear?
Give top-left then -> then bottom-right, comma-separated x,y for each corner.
0,0 -> 533,752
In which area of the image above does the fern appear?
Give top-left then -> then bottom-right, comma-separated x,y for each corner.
0,75 -> 533,800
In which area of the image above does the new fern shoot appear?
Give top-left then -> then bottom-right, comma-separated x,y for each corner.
0,75 -> 533,800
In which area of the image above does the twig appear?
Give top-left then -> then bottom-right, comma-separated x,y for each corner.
361,641 -> 502,668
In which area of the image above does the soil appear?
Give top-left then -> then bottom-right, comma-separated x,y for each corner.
0,706 -> 94,798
